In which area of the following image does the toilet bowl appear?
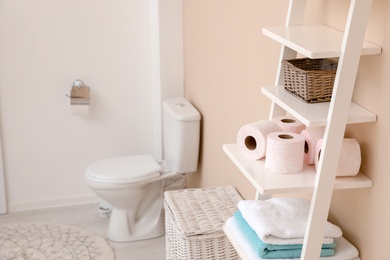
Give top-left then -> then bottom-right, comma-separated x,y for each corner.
85,97 -> 201,242
85,155 -> 169,242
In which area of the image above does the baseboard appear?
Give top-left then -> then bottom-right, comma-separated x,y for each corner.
7,194 -> 100,213
6,176 -> 187,213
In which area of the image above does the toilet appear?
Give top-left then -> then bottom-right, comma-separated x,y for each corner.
85,97 -> 201,242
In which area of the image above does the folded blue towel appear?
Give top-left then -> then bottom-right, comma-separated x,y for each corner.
233,211 -> 336,259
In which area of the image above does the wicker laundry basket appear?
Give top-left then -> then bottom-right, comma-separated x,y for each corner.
282,58 -> 338,103
164,186 -> 242,260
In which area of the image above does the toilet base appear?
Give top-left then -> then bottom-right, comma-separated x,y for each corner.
105,179 -> 166,243
106,207 -> 165,242
86,173 -> 184,242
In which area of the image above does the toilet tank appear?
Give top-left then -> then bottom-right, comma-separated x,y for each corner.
163,97 -> 201,173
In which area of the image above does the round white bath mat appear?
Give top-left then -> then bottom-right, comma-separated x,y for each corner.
0,222 -> 115,260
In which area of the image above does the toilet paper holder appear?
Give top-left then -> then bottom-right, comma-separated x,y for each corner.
67,79 -> 90,105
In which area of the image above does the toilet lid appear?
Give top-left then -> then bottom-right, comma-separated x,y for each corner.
86,155 -> 161,184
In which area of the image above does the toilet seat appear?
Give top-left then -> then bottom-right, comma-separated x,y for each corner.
86,154 -> 161,184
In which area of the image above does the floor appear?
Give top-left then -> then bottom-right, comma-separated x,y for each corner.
0,203 -> 166,260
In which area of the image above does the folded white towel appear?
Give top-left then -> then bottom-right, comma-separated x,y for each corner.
225,216 -> 360,260
238,197 -> 342,244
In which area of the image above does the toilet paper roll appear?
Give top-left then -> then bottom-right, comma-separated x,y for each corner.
301,127 -> 325,165
272,116 -> 305,134
71,105 -> 89,116
237,120 -> 282,160
265,131 -> 305,174
315,138 -> 361,177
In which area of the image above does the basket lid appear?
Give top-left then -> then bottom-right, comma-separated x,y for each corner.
164,186 -> 242,236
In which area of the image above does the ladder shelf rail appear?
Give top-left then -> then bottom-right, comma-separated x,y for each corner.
301,0 -> 374,258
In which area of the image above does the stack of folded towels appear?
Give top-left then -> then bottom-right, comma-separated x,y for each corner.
225,197 -> 360,260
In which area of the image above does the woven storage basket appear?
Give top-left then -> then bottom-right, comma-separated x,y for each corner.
164,186 -> 242,260
282,58 -> 338,103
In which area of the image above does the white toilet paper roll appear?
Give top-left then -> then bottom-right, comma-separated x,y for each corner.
265,131 -> 305,174
237,120 -> 282,160
272,116 -> 305,134
301,127 -> 325,165
71,105 -> 89,116
315,138 -> 361,176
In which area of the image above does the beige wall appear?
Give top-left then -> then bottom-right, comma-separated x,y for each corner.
183,0 -> 287,199
184,0 -> 390,259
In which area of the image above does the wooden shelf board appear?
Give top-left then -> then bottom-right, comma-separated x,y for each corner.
223,225 -> 250,260
262,25 -> 382,58
261,86 -> 377,127
223,143 -> 372,195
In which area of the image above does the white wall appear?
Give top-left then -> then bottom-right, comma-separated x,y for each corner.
0,0 -> 183,212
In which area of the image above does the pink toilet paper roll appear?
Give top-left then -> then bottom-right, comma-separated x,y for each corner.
315,138 -> 361,176
272,116 -> 305,134
301,127 -> 325,165
265,132 -> 305,174
237,120 -> 282,160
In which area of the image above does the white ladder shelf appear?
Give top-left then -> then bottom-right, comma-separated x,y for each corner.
223,0 -> 381,259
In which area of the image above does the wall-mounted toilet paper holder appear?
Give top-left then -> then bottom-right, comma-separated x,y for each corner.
67,79 -> 90,105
